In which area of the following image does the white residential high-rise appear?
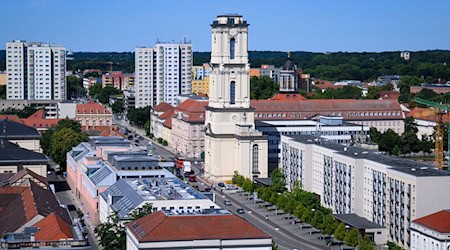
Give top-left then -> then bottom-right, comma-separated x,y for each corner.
6,40 -> 66,100
135,42 -> 192,108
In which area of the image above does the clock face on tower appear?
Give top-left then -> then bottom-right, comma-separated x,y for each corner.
229,29 -> 238,37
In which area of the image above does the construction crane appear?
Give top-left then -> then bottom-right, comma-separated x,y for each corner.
413,98 -> 450,169
85,61 -> 119,72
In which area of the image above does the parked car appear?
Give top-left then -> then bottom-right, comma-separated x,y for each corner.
224,200 -> 232,206
134,139 -> 140,143
188,175 -> 197,182
127,135 -> 133,140
237,208 -> 245,214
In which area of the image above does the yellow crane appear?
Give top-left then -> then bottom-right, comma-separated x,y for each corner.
414,98 -> 450,169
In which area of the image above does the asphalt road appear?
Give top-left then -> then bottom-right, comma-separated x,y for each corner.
114,117 -> 328,249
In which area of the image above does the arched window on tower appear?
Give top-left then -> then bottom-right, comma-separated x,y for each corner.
230,81 -> 236,104
252,144 -> 259,173
230,38 -> 235,59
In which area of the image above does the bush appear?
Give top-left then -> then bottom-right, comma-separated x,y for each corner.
157,138 -> 163,143
162,140 -> 168,146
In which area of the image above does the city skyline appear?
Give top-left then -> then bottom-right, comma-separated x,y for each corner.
1,0 -> 449,52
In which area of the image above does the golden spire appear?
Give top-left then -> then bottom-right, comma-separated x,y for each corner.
288,50 -> 291,59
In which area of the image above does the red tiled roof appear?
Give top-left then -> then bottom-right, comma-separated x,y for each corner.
251,99 -> 403,121
413,210 -> 450,233
408,107 -> 450,123
98,126 -> 125,137
22,110 -> 62,129
153,102 -> 173,112
163,116 -> 172,128
174,99 -> 208,123
159,109 -> 174,120
34,212 -> 73,240
76,102 -> 111,114
313,80 -> 343,90
0,115 -> 23,124
0,183 -> 71,234
127,211 -> 271,242
379,91 -> 400,100
270,93 -> 307,101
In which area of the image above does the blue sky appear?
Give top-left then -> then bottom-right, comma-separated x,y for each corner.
1,0 -> 449,52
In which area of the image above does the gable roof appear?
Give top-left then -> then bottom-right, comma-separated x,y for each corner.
22,109 -> 62,129
127,211 -> 271,242
0,182 -> 71,234
0,115 -> 23,124
0,139 -> 48,164
174,99 -> 208,123
0,119 -> 40,139
153,102 -> 173,113
251,99 -> 403,121
4,168 -> 49,188
34,212 -> 73,240
413,210 -> 450,233
76,102 -> 111,114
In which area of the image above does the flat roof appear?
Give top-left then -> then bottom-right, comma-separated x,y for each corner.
285,134 -> 450,177
333,214 -> 384,229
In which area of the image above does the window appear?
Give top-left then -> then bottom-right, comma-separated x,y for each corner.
230,81 -> 236,104
230,38 -> 235,59
252,144 -> 259,172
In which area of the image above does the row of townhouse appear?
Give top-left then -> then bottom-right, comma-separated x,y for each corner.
280,134 -> 450,248
150,96 -> 405,169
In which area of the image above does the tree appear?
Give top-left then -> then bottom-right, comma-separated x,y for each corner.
40,119 -> 83,156
270,169 -> 287,193
95,203 -> 153,250
311,210 -> 324,229
272,241 -> 279,250
94,213 -> 125,250
144,120 -> 151,136
111,100 -> 124,114
387,241 -> 405,250
250,76 -> 279,100
0,85 -> 6,99
322,214 -> 338,235
378,129 -> 401,154
127,106 -> 151,127
67,75 -> 86,99
344,228 -> 360,247
301,207 -> 313,224
293,204 -> 305,220
50,128 -> 88,171
358,235 -> 375,250
334,223 -> 346,241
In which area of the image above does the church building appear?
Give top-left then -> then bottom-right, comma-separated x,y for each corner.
204,14 -> 268,182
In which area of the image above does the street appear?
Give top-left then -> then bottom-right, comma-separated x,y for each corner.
114,117 -> 338,250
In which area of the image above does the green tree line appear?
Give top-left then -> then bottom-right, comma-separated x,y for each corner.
2,50 -> 448,82
232,170 -> 375,249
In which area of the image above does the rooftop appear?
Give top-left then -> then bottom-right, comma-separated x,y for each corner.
127,210 -> 271,243
0,183 -> 71,233
34,212 -> 73,241
0,139 -> 48,164
285,134 -> 450,177
0,119 -> 41,139
333,214 -> 384,229
412,209 -> 450,233
76,102 -> 111,115
101,177 -> 208,219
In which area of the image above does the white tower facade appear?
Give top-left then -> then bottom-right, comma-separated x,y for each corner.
204,15 -> 268,182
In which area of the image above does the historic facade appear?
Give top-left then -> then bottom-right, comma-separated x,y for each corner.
204,15 -> 268,182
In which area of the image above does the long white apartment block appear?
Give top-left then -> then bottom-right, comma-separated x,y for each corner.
6,40 -> 66,100
281,134 -> 450,248
135,42 -> 192,108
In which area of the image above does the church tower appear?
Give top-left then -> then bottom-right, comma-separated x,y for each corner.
204,14 -> 268,183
